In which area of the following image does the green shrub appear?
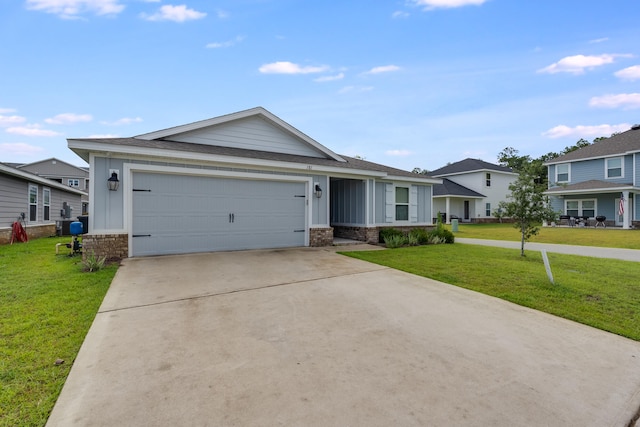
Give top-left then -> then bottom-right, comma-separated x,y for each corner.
407,233 -> 419,246
408,228 -> 430,245
82,252 -> 107,272
428,227 -> 455,244
379,227 -> 404,242
384,234 -> 407,248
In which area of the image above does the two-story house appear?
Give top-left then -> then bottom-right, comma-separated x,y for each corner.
16,158 -> 90,214
544,125 -> 639,229
430,158 -> 517,223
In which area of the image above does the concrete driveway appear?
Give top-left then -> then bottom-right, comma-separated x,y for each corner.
47,247 -> 640,426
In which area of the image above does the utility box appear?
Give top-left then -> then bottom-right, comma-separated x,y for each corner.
451,218 -> 459,232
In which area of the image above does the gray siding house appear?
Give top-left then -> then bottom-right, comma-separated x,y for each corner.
544,125 -> 640,229
68,107 -> 441,258
17,158 -> 90,214
0,162 -> 86,243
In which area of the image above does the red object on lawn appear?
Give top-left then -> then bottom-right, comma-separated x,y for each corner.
10,221 -> 28,244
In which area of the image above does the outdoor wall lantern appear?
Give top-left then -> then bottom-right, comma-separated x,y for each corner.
314,184 -> 322,198
107,171 -> 120,191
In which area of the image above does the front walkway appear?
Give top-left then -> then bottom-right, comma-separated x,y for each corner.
455,238 -> 640,262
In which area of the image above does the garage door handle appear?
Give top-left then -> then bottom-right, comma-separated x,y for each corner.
228,213 -> 235,223
133,234 -> 151,237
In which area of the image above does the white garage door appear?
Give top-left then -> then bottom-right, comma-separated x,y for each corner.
131,172 -> 307,257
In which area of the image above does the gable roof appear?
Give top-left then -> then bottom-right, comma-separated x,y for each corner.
68,107 -> 441,184
17,157 -> 88,176
0,162 -> 87,195
429,158 -> 514,177
135,107 -> 345,162
545,125 -> 640,165
433,178 -> 485,198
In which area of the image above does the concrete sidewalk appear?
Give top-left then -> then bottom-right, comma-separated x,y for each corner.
456,237 -> 640,262
46,248 -> 640,426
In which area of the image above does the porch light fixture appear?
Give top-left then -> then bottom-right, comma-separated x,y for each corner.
314,184 -> 322,198
107,171 -> 120,191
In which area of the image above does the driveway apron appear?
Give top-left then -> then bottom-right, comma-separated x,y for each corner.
47,248 -> 640,426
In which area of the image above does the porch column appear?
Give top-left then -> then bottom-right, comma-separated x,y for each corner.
445,197 -> 451,224
622,190 -> 630,230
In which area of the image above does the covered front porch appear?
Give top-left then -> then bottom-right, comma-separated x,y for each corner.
546,181 -> 637,229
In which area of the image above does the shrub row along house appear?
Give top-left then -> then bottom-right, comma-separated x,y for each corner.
67,107 -> 441,259
544,125 -> 640,229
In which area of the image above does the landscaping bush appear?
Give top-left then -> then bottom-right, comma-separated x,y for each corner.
429,227 -> 455,244
408,228 -> 430,245
384,233 -> 407,248
379,228 -> 404,243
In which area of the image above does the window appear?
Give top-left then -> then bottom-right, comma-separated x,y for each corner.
556,164 -> 570,183
565,199 -> 596,217
29,185 -> 38,222
485,173 -> 491,187
395,187 -> 409,221
485,203 -> 491,217
43,188 -> 51,221
606,157 -> 622,178
68,179 -> 80,187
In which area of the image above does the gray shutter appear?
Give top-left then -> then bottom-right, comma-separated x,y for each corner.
385,183 -> 394,223
410,185 -> 418,222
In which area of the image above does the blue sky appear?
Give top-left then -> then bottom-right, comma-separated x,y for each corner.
2,0 -> 640,171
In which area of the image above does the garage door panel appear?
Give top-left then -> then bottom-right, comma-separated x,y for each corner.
132,172 -> 306,256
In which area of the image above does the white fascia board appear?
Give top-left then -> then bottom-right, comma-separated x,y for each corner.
544,150 -> 640,166
386,175 -> 442,185
544,185 -> 636,196
433,194 -> 484,199
133,107 -> 346,163
68,140 -> 388,179
0,163 -> 87,195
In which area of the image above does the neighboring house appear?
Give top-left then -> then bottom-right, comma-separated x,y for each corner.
430,158 -> 517,223
67,107 -> 441,259
0,162 -> 86,244
16,158 -> 90,214
544,125 -> 640,229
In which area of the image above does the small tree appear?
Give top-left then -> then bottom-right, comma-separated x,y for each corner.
499,166 -> 558,256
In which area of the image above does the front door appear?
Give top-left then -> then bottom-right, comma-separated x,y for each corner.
464,200 -> 470,220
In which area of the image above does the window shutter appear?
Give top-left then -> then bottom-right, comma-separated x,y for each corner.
410,185 -> 418,222
385,183 -> 394,223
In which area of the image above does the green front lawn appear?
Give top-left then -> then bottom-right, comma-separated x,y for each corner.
451,223 -> 640,249
0,237 -> 117,427
343,244 -> 640,341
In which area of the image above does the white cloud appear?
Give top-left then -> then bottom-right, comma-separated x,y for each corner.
144,4 -> 206,22
0,115 -> 27,127
314,73 -> 345,82
542,123 -> 631,139
338,86 -> 374,94
206,36 -> 245,49
386,149 -> 412,156
6,125 -> 61,137
26,0 -> 125,18
589,37 -> 609,44
589,93 -> 640,109
537,54 -> 631,75
410,0 -> 486,10
392,10 -> 410,18
615,65 -> 640,81
258,61 -> 329,75
0,108 -> 17,114
45,113 -> 92,124
216,9 -> 229,19
100,117 -> 143,125
0,142 -> 45,156
364,65 -> 401,75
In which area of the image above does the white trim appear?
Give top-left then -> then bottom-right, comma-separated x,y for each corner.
28,184 -> 38,222
43,187 -> 51,221
564,198 -> 597,217
123,163 -> 312,257
545,184 -> 635,196
605,156 -> 624,179
555,163 -> 570,184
